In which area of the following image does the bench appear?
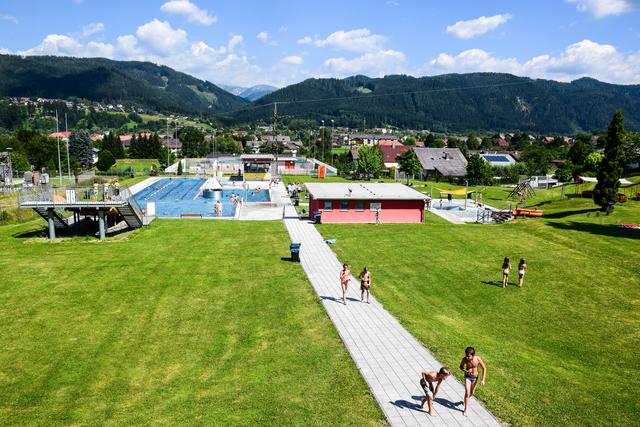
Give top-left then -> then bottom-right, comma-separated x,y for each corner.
180,213 -> 203,218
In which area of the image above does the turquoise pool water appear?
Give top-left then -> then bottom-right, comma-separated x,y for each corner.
134,178 -> 270,218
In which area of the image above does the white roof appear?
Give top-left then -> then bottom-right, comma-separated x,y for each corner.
578,176 -> 636,185
305,182 -> 426,200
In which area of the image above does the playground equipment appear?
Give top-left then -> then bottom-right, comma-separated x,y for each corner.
508,179 -> 536,203
513,208 -> 543,217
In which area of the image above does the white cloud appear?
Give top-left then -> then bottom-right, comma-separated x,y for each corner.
256,31 -> 277,46
446,14 -> 512,39
80,22 -> 105,38
426,39 -> 640,84
297,36 -> 313,45
227,35 -> 243,52
315,28 -> 387,52
19,34 -> 115,57
136,19 -> 188,55
0,13 -> 18,24
282,55 -> 303,64
324,49 -> 406,76
566,0 -> 635,18
160,0 -> 217,25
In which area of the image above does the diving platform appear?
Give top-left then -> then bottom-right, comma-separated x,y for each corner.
18,185 -> 146,240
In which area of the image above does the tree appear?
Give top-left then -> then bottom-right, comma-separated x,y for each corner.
583,152 -> 604,174
396,149 -> 422,182
403,136 -> 416,146
466,153 -> 492,185
68,130 -> 94,169
555,160 -> 575,183
96,150 -> 115,172
177,159 -> 183,175
593,111 -> 626,212
356,146 -> 384,178
567,139 -> 590,167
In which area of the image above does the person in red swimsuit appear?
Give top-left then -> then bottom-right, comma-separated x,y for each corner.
459,346 -> 487,417
339,263 -> 351,305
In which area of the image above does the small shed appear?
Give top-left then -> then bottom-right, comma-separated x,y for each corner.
306,182 -> 427,224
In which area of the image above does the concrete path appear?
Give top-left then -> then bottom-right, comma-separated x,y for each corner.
284,218 -> 501,427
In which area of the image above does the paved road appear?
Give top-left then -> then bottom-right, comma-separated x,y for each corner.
284,217 -> 501,426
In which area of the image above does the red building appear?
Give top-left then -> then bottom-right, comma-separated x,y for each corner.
306,183 -> 427,224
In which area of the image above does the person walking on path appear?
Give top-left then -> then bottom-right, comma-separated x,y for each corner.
359,266 -> 372,304
419,367 -> 451,416
518,258 -> 527,288
501,257 -> 511,288
339,263 -> 351,305
459,346 -> 487,417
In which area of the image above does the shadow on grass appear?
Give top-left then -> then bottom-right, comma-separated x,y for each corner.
390,399 -> 426,413
280,256 -> 298,262
542,208 -> 600,219
12,227 -> 48,239
547,221 -> 640,239
481,280 -> 503,288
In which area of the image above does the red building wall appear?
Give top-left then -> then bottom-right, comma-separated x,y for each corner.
309,197 -> 424,223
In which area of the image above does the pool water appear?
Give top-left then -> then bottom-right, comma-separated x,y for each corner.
134,178 -> 270,218
433,203 -> 483,220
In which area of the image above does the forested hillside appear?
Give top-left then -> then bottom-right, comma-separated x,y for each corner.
0,55 -> 248,114
234,73 -> 640,133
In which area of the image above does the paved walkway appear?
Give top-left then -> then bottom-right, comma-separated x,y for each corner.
284,218 -> 501,426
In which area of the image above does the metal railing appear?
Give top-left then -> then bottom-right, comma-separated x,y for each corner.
18,185 -> 137,209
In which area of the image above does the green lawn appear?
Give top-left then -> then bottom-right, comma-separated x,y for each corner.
0,220 -> 384,426
319,197 -> 640,426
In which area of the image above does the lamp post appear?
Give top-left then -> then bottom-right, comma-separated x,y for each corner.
331,119 -> 334,162
6,147 -> 12,186
321,120 -> 325,162
55,110 -> 62,186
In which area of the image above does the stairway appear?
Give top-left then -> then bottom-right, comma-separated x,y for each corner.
117,202 -> 143,228
32,207 -> 69,228
492,210 -> 515,223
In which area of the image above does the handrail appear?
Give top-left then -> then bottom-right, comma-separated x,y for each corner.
18,185 -> 136,208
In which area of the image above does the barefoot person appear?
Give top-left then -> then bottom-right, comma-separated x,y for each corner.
339,263 -> 351,305
459,346 -> 487,417
359,266 -> 371,304
419,367 -> 450,416
518,258 -> 527,288
501,257 -> 511,288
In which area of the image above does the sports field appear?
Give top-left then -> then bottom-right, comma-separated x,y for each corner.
0,220 -> 383,426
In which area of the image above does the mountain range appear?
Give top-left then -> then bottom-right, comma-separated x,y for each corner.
236,73 -> 640,133
1,54 -> 639,133
0,54 -> 248,114
218,84 -> 278,101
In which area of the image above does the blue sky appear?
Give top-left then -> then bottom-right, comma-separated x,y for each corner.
1,0 -> 639,87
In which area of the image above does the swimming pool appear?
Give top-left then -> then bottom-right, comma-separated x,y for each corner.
134,178 -> 270,218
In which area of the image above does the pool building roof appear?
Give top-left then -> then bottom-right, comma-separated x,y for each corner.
305,183 -> 427,201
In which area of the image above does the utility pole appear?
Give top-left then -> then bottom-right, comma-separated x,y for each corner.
65,113 -> 71,180
166,120 -> 170,170
272,102 -> 278,179
321,119 -> 325,162
55,110 -> 62,186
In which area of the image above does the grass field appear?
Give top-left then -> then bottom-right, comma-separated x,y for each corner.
0,221 -> 384,426
319,195 -> 640,426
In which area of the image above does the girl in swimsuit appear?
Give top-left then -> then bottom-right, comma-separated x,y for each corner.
518,258 -> 527,288
459,346 -> 487,417
359,266 -> 371,304
339,263 -> 351,305
502,257 -> 511,288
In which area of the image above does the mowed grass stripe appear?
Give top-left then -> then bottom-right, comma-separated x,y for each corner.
320,200 -> 640,426
0,220 -> 384,426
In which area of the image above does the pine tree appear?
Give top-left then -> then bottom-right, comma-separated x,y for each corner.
177,158 -> 183,175
68,130 -> 94,169
96,150 -> 115,172
593,111 -> 626,212
129,133 -> 140,158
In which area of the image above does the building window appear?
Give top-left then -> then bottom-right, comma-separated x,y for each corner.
356,201 -> 365,211
323,201 -> 333,211
370,202 -> 382,211
340,201 -> 349,211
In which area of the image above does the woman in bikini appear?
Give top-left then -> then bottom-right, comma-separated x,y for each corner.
501,257 -> 511,288
459,346 -> 487,417
339,263 -> 351,305
518,258 -> 527,288
359,266 -> 371,304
